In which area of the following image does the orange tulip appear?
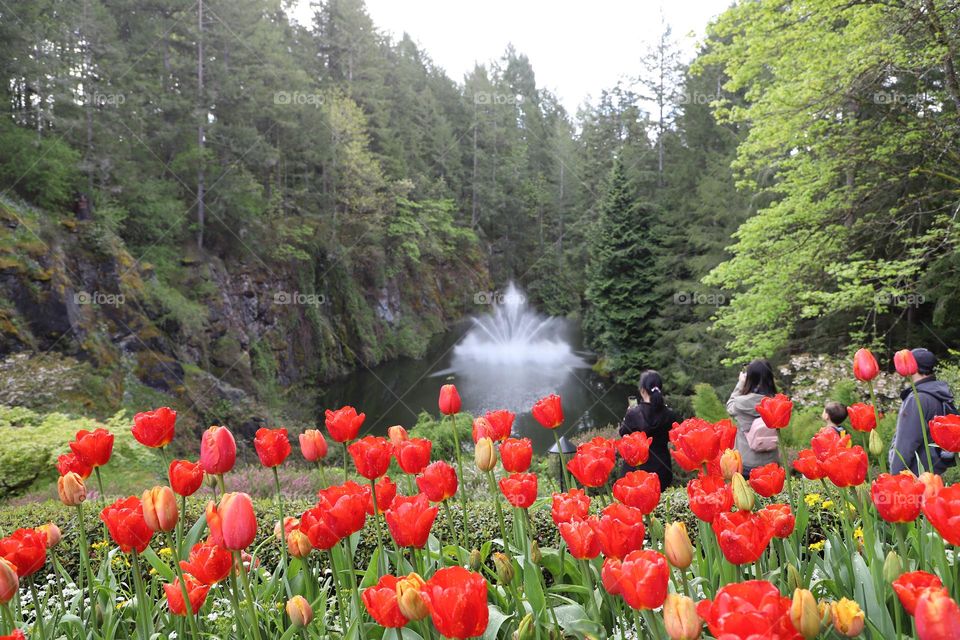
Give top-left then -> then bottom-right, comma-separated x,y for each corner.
299,428 -> 330,462
663,593 -> 701,640
57,472 -> 86,506
142,485 -> 179,533
286,595 -> 314,627
163,574 -> 210,616
0,557 -> 17,605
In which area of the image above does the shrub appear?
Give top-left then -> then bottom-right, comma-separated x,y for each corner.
691,383 -> 728,422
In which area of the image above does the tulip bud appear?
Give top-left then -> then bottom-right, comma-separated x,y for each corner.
791,589 -> 820,640
143,485 -> 179,532
396,573 -> 429,621
648,515 -> 664,545
732,473 -> 755,511
832,598 -> 865,637
918,472 -> 944,500
468,548 -> 483,571
274,516 -> 299,541
58,471 -> 86,506
894,349 -> 919,377
883,550 -> 903,583
0,557 -> 18,605
869,429 -> 883,457
475,437 -> 497,472
530,540 -> 542,565
286,595 -> 313,627
39,522 -> 62,548
786,564 -> 802,592
286,529 -> 312,558
493,552 -> 515,584
387,425 -> 408,446
818,601 -> 833,629
663,593 -> 701,640
664,521 -> 694,570
719,449 -> 743,481
516,613 -> 536,640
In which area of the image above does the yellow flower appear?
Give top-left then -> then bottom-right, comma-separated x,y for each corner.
820,500 -> 834,510
158,547 -> 173,558
803,494 -> 821,507
809,540 -> 825,552
853,527 -> 864,542
116,600 -> 129,610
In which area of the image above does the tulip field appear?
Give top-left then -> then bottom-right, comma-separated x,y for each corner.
1,349 -> 960,639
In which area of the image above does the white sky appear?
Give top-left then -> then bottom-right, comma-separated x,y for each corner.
290,0 -> 734,114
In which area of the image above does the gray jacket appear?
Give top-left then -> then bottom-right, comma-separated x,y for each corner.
726,387 -> 780,470
890,377 -> 955,475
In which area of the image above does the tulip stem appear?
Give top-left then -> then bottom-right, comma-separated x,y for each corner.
486,471 -> 509,550
1,603 -> 12,634
176,495 -> 186,558
326,550 -> 349,636
129,550 -> 151,640
27,576 -> 46,640
579,558 -> 601,620
234,551 -> 264,640
273,467 -> 291,596
368,478 -> 387,575
441,500 -> 463,563
343,443 -> 349,482
447,413 -> 470,550
316,461 -> 328,487
907,379 -> 936,473
75,503 -> 96,624
167,532 -> 201,639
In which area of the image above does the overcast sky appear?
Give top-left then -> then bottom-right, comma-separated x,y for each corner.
290,0 -> 734,114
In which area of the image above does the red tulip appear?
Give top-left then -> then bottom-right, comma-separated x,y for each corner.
823,445 -> 868,487
551,489 -> 591,525
792,449 -> 824,480
384,494 -> 439,548
363,574 -> 409,628
916,588 -> 960,640
871,473 -> 924,523
419,567 -> 488,638
618,550 -> 669,610
498,472 -> 538,509
853,348 -> 880,382
893,571 -> 943,616
325,406 -> 365,443
670,417 -> 722,471
180,541 -> 232,585
589,503 -> 646,559
0,631 -> 25,640
713,510 -> 775,565
100,497 -> 153,554
169,459 -> 204,497
348,436 -> 393,479
930,414 -> 960,453
810,425 -> 851,459
206,493 -> 257,551
416,461 -> 458,502
484,409 -> 515,441
759,503 -> 796,539
0,529 -> 46,578
687,473 -> 733,523
299,506 -> 341,551
199,426 -> 236,475
612,470 -> 661,514
500,437 -> 533,473
299,429 -> 328,462
531,394 -> 564,429
395,438 -> 432,474
559,519 -> 601,559
316,481 -> 368,537
601,558 -> 623,595
438,384 -> 461,416
847,403 -> 877,432
254,427 -> 291,468
132,407 -> 177,449
616,432 -> 652,466
164,574 -> 210,615
696,580 -> 798,640
364,476 -> 397,515
894,349 -> 919,377
748,463 -> 785,498
69,428 -> 114,468
56,452 -> 91,480
922,484 -> 960,546
756,394 -> 793,429
567,439 -> 616,487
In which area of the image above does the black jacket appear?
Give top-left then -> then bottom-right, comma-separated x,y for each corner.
890,376 -> 955,475
619,402 -> 677,489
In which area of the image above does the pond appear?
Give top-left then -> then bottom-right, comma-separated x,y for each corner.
317,285 -> 635,453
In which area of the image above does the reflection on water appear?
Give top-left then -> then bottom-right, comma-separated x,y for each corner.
317,285 -> 634,452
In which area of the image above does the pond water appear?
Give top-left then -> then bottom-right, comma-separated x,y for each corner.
317,285 -> 635,453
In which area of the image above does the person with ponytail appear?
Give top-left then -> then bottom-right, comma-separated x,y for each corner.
618,370 -> 676,489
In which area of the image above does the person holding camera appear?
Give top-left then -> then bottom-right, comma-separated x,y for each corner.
727,359 -> 780,476
619,370 -> 677,489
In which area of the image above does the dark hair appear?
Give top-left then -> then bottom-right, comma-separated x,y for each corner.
743,359 -> 777,396
639,370 -> 665,413
824,400 -> 848,425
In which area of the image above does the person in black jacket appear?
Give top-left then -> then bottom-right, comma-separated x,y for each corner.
618,369 -> 677,489
890,348 -> 956,475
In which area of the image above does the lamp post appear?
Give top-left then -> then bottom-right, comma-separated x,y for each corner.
548,435 -> 577,491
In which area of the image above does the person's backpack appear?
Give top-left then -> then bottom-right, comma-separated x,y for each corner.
918,390 -> 958,468
746,416 -> 779,452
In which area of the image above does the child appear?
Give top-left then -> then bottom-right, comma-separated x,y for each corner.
822,401 -> 848,434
